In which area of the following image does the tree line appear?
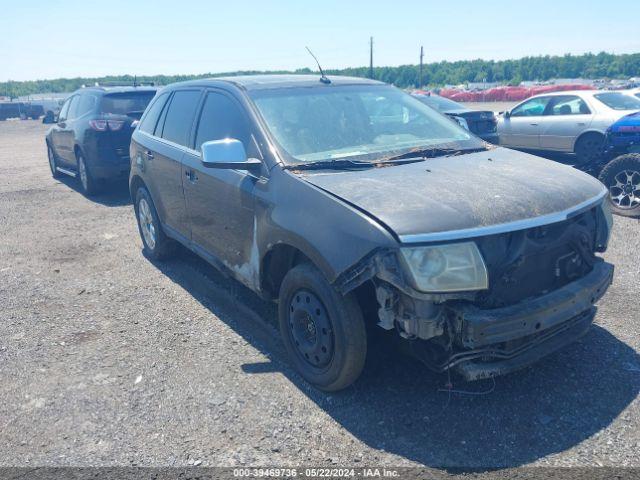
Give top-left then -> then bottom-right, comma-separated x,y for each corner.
2,51 -> 639,98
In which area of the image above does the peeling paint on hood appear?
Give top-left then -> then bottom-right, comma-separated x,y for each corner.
299,148 -> 606,240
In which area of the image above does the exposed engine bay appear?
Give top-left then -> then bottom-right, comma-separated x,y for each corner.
337,203 -> 614,380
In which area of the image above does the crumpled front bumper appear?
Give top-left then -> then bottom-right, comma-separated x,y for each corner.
450,260 -> 614,380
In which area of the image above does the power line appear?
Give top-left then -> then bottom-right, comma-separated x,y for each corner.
419,46 -> 424,89
369,37 -> 374,79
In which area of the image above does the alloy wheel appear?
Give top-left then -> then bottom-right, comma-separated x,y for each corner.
138,198 -> 157,250
47,146 -> 56,174
609,169 -> 640,210
288,289 -> 334,369
78,155 -> 88,191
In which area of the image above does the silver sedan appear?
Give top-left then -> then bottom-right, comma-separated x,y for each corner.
497,90 -> 640,164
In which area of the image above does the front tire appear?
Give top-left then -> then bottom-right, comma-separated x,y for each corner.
598,153 -> 640,217
47,144 -> 61,179
574,133 -> 604,166
134,187 -> 176,260
76,151 -> 98,196
278,263 -> 367,392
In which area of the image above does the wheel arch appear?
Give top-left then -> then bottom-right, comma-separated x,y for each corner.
260,242 -> 343,300
129,174 -> 148,204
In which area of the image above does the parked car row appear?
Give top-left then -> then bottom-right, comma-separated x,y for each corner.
496,90 -> 640,217
46,75 -> 614,392
412,89 -> 640,217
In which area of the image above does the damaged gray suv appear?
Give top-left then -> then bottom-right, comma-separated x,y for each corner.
130,75 -> 614,391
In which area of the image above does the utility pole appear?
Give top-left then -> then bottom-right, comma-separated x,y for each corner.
369,37 -> 374,79
419,46 -> 424,90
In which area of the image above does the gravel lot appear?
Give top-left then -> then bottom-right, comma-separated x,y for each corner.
1,120 -> 639,472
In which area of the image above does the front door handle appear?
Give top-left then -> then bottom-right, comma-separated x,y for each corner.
185,169 -> 198,183
530,123 -> 539,126
145,150 -> 154,160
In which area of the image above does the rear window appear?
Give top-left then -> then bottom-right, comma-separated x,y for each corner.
139,92 -> 169,135
415,94 -> 465,112
100,91 -> 156,116
594,92 -> 640,111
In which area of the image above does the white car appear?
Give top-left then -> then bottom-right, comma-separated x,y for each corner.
625,87 -> 640,100
497,90 -> 640,164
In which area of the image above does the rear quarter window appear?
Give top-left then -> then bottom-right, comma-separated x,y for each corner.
594,92 -> 640,111
139,92 -> 169,135
160,90 -> 202,146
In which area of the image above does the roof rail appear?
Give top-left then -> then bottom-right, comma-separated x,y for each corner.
91,80 -> 156,88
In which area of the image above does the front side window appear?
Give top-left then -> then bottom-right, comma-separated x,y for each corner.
510,97 -> 550,117
160,90 -> 201,146
58,97 -> 72,121
194,92 -> 257,156
546,96 -> 591,116
594,92 -> 640,111
250,85 -> 478,164
66,95 -> 79,120
139,92 -> 169,135
100,91 -> 156,116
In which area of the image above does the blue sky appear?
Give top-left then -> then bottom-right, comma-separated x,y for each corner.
1,0 -> 639,81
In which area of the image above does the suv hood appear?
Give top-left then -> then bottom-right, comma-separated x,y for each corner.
299,147 -> 606,242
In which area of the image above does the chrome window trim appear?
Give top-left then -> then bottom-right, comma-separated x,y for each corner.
399,188 -> 607,244
137,130 -> 198,155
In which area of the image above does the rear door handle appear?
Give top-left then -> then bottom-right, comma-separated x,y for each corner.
530,123 -> 539,126
145,150 -> 154,160
185,169 -> 198,183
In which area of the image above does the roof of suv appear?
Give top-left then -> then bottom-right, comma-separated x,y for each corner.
166,74 -> 385,91
75,86 -> 157,95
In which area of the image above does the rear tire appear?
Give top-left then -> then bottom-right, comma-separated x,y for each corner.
76,151 -> 98,196
134,187 -> 176,260
47,144 -> 61,179
574,133 -> 604,166
278,263 -> 367,392
598,153 -> 640,217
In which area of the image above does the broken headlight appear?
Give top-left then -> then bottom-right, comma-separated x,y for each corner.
400,242 -> 489,293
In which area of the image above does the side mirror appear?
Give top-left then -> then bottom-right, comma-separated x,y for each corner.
201,139 -> 261,174
503,110 -> 511,119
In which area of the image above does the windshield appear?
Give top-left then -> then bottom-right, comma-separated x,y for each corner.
250,84 -> 482,164
100,91 -> 156,115
594,92 -> 640,111
414,94 -> 466,112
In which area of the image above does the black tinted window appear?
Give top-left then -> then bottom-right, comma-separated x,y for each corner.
195,92 -> 254,154
100,91 -> 156,116
161,90 -> 201,146
58,98 -> 71,120
139,93 -> 169,135
66,96 -> 79,120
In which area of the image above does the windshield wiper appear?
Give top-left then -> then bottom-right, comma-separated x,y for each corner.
284,155 -> 430,171
283,159 -> 376,171
381,146 -> 490,163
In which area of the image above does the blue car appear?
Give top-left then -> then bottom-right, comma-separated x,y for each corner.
598,112 -> 640,217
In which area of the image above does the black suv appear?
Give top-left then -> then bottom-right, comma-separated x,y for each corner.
130,75 -> 613,391
46,85 -> 156,195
